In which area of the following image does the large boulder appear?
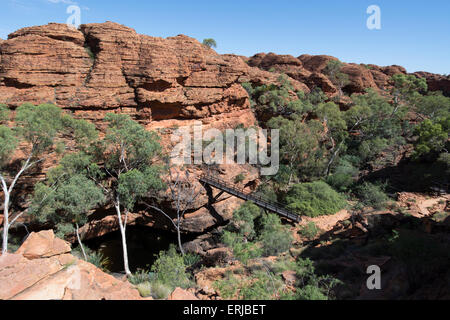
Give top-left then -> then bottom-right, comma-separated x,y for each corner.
0,230 -> 142,300
16,230 -> 71,259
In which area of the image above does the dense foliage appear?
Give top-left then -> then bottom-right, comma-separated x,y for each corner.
244,71 -> 449,212
285,181 -> 347,217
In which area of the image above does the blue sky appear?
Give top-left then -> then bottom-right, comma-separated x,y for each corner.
1,0 -> 449,74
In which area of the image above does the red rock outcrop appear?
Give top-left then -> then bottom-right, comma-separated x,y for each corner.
15,229 -> 71,259
0,230 -> 142,300
0,22 -> 308,128
249,52 -> 448,97
414,72 -> 450,97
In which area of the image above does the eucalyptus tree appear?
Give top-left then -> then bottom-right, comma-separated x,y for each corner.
267,115 -> 324,185
0,104 -> 69,254
30,174 -> 105,260
144,168 -> 201,255
202,38 -> 217,49
323,60 -> 350,98
344,89 -> 407,166
391,74 -> 428,110
315,102 -> 348,176
87,113 -> 165,276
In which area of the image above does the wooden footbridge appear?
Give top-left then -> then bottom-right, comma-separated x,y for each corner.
199,174 -> 301,223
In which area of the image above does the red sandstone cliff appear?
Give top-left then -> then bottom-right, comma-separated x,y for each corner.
248,52 -> 449,97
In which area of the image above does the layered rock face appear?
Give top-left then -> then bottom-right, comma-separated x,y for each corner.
0,22 -> 306,128
248,52 -> 450,97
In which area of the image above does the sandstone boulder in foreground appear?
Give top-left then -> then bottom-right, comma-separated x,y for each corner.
0,230 -> 142,300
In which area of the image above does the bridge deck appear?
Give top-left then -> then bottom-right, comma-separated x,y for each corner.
199,175 -> 301,223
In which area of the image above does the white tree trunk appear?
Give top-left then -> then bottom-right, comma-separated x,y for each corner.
1,156 -> 33,255
1,192 -> 10,255
76,223 -> 88,261
115,203 -> 131,276
177,218 -> 185,256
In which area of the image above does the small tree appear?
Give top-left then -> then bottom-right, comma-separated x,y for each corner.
268,116 -> 324,184
0,104 -> 69,254
258,213 -> 293,256
30,174 -> 105,260
315,102 -> 348,176
145,168 -> 201,255
391,74 -> 428,110
413,118 -> 449,159
355,182 -> 390,210
202,38 -> 217,49
227,201 -> 261,240
151,245 -> 192,290
86,113 -> 165,276
323,60 -> 350,98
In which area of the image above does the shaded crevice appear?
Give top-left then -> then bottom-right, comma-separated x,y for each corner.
141,79 -> 172,92
145,101 -> 184,121
81,31 -> 101,86
203,183 -> 227,225
3,78 -> 34,89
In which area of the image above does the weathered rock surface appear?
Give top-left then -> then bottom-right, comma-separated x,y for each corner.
414,71 -> 450,97
0,230 -> 142,300
0,22 -> 305,126
15,229 -> 71,259
168,287 -> 199,300
249,52 -> 449,97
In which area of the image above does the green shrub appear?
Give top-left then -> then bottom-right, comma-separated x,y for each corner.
228,201 -> 261,239
213,271 -> 240,300
72,246 -> 109,271
285,181 -> 347,217
129,269 -> 152,285
86,251 -> 110,270
291,258 -> 340,300
234,173 -> 246,184
84,46 -> 95,61
136,282 -> 152,298
239,271 -> 284,300
355,182 -> 390,210
150,281 -> 173,300
222,230 -> 262,265
258,214 -> 293,256
433,211 -> 449,222
151,245 -> 192,290
326,158 -> 358,192
296,285 -> 328,300
299,222 -> 320,240
183,253 -> 201,267
202,38 -> 217,48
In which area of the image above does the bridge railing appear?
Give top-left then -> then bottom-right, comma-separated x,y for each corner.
199,174 -> 301,222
